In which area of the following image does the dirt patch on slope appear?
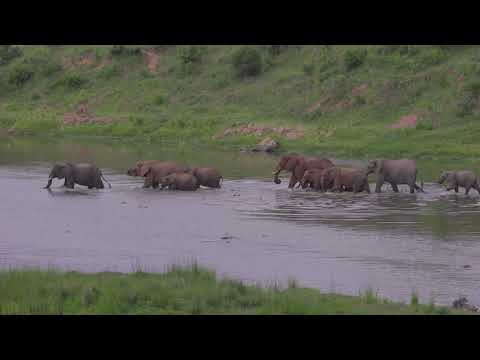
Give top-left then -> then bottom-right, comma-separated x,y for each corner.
305,82 -> 368,114
213,123 -> 305,140
390,114 -> 420,129
62,51 -> 95,69
142,49 -> 159,74
63,105 -> 117,125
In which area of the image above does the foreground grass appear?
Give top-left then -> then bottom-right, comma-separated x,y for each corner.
0,265 -> 470,315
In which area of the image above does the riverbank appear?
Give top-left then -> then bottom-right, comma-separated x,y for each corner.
2,46 -> 480,161
0,265 -> 472,315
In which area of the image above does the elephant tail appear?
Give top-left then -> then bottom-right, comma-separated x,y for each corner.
100,172 -> 112,189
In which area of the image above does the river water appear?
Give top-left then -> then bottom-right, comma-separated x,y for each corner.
1,135 -> 480,306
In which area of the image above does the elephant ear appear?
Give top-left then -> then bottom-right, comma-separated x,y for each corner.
139,165 -> 151,177
285,156 -> 299,171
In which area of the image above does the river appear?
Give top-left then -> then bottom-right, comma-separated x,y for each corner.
1,135 -> 479,307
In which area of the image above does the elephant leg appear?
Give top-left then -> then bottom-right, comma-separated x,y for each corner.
288,175 -> 298,189
465,186 -> 471,195
473,183 -> 480,194
409,184 -> 415,194
375,178 -> 384,193
455,185 -> 459,193
391,183 -> 399,193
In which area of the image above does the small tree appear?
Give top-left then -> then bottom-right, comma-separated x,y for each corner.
231,47 -> 263,78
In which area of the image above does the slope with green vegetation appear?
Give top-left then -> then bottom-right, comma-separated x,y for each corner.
1,45 -> 480,160
0,265 -> 470,314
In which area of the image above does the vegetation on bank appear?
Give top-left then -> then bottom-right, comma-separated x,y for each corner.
2,45 -> 480,159
0,265 -> 471,315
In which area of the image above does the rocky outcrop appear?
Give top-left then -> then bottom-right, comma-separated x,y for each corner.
251,137 -> 280,153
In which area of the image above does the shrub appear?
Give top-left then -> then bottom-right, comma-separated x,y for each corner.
0,45 -> 22,65
416,47 -> 447,68
455,95 -> 475,117
52,74 -> 88,90
110,45 -> 142,57
303,63 -> 315,76
98,64 -> 122,79
464,78 -> 480,97
231,47 -> 263,78
265,45 -> 289,56
344,48 -> 367,71
8,64 -> 34,87
177,46 -> 205,65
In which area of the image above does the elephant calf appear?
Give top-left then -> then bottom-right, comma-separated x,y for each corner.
160,173 -> 199,191
439,170 -> 480,195
189,167 -> 223,188
300,168 -> 328,191
328,167 -> 370,193
44,163 -> 111,190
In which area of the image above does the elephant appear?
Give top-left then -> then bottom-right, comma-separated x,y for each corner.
300,168 -> 328,191
366,159 -> 424,194
44,163 -> 111,190
127,160 -> 190,189
438,170 -> 480,195
159,173 -> 199,191
328,167 -> 371,194
272,153 -> 334,189
189,167 -> 223,188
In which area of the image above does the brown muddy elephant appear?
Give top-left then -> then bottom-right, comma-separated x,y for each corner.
127,160 -> 189,189
366,159 -> 423,194
189,167 -> 223,188
328,167 -> 370,194
44,163 -> 111,190
439,170 -> 480,195
300,168 -> 328,191
160,173 -> 199,191
272,154 -> 334,189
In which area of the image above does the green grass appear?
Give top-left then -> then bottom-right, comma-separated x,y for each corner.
2,45 -> 480,160
0,265 -> 471,315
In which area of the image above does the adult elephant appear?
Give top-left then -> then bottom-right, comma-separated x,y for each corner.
189,167 -> 223,188
130,161 -> 190,189
366,159 -> 424,194
272,154 -> 334,189
44,163 -> 111,190
438,170 -> 480,195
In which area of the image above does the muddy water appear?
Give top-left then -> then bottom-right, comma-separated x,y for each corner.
1,136 -> 480,307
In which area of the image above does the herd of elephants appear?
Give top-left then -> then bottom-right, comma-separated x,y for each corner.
43,153 -> 480,195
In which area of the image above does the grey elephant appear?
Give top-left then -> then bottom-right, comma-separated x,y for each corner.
438,170 -> 480,195
189,167 -> 223,188
160,173 -> 199,191
366,159 -> 424,193
44,163 -> 111,190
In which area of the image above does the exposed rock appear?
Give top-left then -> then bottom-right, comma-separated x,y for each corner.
252,137 -> 280,153
213,123 -> 305,141
63,105 -> 117,125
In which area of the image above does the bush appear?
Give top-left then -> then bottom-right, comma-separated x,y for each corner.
303,63 -> 315,76
455,95 -> 475,117
8,64 -> 34,87
177,46 -> 205,65
464,78 -> 480,97
416,47 -> 447,68
0,45 -> 22,65
110,45 -> 142,57
265,45 -> 289,56
52,74 -> 88,90
231,47 -> 263,78
98,64 -> 122,79
344,48 -> 367,71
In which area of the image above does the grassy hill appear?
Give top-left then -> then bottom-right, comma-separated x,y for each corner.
1,45 -> 480,160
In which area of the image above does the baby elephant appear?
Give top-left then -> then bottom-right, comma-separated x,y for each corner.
44,163 -> 111,190
160,173 -> 199,191
299,168 -> 327,191
329,167 -> 370,194
190,167 -> 223,188
439,170 -> 480,195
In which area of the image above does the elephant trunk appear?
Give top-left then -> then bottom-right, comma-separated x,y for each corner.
272,167 -> 282,184
44,177 -> 53,189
